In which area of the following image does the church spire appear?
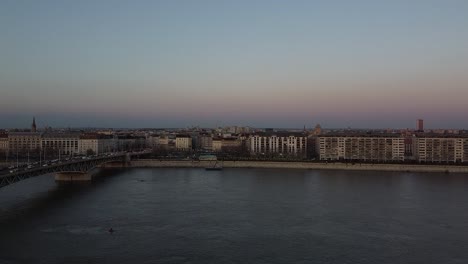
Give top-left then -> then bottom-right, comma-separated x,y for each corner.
31,117 -> 37,132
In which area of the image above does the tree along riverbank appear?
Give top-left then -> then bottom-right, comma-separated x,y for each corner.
100,159 -> 468,173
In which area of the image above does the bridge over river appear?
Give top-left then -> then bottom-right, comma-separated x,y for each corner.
0,150 -> 151,189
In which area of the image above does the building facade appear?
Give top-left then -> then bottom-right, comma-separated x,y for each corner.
199,134 -> 213,151
415,137 -> 467,163
417,119 -> 424,132
8,132 -> 42,154
175,135 -> 192,151
221,138 -> 242,152
248,133 -> 307,157
148,135 -> 160,148
212,138 -> 222,152
80,134 -> 116,155
42,133 -> 81,156
116,135 -> 137,151
0,134 -> 8,155
317,135 -> 405,162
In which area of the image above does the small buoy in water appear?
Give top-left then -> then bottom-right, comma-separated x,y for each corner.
108,228 -> 114,233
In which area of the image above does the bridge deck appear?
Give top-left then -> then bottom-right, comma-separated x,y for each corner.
0,150 -> 150,188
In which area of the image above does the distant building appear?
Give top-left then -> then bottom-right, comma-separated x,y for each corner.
80,134 -> 116,155
148,135 -> 160,148
199,134 -> 213,151
116,135 -> 135,151
212,138 -> 222,152
42,133 -> 81,156
133,135 -> 147,149
175,135 -> 192,151
158,136 -> 169,149
8,132 -> 42,154
307,136 -> 317,159
97,130 -> 114,136
6,118 -> 41,154
116,135 -> 146,151
417,119 -> 424,132
0,133 -> 9,155
317,134 -> 404,162
248,132 -> 307,157
190,132 -> 200,150
220,137 -> 242,153
415,136 -> 467,163
404,136 -> 414,158
223,126 -> 251,134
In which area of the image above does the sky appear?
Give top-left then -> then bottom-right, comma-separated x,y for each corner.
1,0 -> 468,129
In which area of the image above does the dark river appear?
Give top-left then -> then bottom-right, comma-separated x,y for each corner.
1,168 -> 468,264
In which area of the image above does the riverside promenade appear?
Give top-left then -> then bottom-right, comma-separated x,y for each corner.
100,159 -> 468,173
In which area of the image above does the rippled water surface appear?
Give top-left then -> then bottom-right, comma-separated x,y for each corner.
1,168 -> 468,264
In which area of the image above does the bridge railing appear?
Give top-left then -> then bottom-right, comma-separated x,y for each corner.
0,150 -> 151,188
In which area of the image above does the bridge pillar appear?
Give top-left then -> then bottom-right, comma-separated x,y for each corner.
55,172 -> 92,182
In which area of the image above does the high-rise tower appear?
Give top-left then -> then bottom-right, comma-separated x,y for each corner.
416,119 -> 423,132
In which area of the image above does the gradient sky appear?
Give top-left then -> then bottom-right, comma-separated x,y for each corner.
1,0 -> 468,129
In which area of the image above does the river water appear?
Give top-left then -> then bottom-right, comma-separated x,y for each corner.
0,168 -> 467,264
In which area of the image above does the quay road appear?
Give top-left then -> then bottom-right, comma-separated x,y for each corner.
0,150 -> 151,188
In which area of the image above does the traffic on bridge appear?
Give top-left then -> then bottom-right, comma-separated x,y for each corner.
0,149 -> 151,188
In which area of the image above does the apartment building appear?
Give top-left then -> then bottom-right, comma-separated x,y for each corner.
80,134 -> 116,155
42,133 -> 81,156
147,135 -> 160,148
317,134 -> 404,161
199,134 -> 213,151
8,132 -> 42,153
116,135 -> 146,151
0,134 -> 8,154
248,132 -> 307,157
221,138 -> 242,152
415,136 -> 468,163
212,138 -> 222,152
175,135 -> 192,151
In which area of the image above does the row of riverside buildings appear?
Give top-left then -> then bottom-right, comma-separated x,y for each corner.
3,130 -> 468,163
0,132 -> 117,156
2,118 -> 468,164
317,133 -> 468,163
151,131 -> 468,163
148,132 -> 308,158
0,118 -> 147,158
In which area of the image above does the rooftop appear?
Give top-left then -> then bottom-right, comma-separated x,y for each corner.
8,132 -> 42,137
251,132 -> 306,137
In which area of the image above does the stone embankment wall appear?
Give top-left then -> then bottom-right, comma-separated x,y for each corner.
99,160 -> 468,173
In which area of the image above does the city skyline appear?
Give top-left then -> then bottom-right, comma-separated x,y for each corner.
1,1 -> 468,128
0,115 -> 461,131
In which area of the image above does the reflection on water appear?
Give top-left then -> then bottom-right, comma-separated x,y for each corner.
1,168 -> 467,264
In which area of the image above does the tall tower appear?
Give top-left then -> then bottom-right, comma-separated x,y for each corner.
31,117 -> 37,132
417,119 -> 424,132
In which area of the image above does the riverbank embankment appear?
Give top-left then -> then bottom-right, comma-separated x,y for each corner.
99,159 -> 468,173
